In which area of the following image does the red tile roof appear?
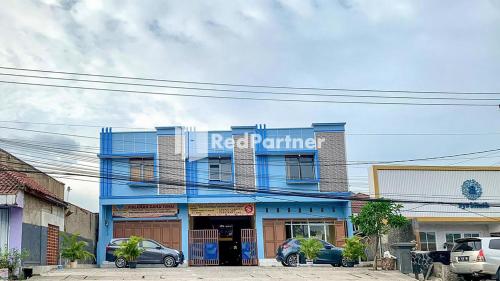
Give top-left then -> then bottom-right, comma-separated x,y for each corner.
351,193 -> 370,214
0,165 -> 63,204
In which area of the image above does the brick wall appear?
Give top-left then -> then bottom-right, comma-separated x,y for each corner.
46,224 -> 59,265
315,132 -> 348,192
233,134 -> 255,191
158,135 -> 185,194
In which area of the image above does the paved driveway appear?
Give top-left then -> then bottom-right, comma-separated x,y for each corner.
30,266 -> 415,281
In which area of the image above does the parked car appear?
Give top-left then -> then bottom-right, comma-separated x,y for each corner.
276,238 -> 344,267
450,237 -> 500,281
106,238 -> 184,268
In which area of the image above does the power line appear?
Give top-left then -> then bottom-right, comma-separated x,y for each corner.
0,80 -> 497,107
2,72 -> 500,102
2,65 -> 500,96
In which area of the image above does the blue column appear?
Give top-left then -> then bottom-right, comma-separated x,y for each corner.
345,201 -> 354,237
255,204 -> 265,259
97,205 -> 113,266
179,204 -> 189,261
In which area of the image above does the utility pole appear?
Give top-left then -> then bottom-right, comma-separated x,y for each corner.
66,186 -> 71,202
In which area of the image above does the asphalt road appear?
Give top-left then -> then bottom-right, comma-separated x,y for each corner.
30,266 -> 416,281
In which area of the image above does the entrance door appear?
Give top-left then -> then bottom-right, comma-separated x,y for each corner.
189,229 -> 219,266
241,229 -> 258,265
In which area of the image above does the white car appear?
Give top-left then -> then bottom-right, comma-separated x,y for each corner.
450,237 -> 500,281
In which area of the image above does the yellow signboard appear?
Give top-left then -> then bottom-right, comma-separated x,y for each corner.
112,204 -> 178,218
189,203 -> 255,217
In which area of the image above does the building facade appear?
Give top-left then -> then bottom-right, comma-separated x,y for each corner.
97,123 -> 353,266
370,165 -> 500,252
0,148 -> 98,269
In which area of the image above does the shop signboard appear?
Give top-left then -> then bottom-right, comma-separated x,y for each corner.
189,203 -> 255,216
112,203 -> 178,218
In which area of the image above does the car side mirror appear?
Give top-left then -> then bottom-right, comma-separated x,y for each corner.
156,246 -> 162,250
325,245 -> 332,250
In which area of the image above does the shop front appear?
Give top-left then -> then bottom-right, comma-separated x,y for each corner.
188,203 -> 257,266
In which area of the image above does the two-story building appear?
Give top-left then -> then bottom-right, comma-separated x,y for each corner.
97,123 -> 353,266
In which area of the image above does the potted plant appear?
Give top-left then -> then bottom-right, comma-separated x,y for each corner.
114,236 -> 144,269
0,246 -> 29,278
342,236 -> 366,267
298,238 -> 323,266
61,233 -> 95,268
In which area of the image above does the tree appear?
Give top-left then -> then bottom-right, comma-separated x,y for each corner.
351,200 -> 408,270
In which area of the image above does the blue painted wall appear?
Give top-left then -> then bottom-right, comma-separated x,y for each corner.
266,155 -> 319,192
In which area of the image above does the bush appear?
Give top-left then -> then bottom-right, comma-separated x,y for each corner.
114,236 -> 144,262
343,236 -> 366,261
0,246 -> 29,277
61,233 -> 95,262
298,238 -> 323,261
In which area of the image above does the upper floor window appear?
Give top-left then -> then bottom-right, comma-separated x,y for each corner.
209,158 -> 232,182
285,155 -> 315,180
130,158 -> 154,182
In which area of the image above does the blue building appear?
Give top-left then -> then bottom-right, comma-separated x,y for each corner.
97,123 -> 353,266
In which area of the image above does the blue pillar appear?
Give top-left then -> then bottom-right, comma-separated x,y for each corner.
179,204 -> 189,261
97,205 -> 113,266
255,204 -> 265,259
346,201 -> 354,237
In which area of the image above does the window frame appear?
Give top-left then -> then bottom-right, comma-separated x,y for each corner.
419,232 -> 437,251
285,155 -> 316,181
208,157 -> 233,183
129,158 -> 155,183
285,220 -> 335,244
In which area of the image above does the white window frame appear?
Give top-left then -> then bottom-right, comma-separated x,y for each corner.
208,158 -> 232,182
285,221 -> 334,241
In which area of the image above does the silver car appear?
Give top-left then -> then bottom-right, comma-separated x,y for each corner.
450,237 -> 500,281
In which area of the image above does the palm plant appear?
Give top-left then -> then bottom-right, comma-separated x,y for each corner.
298,238 -> 323,263
61,233 -> 95,268
113,236 -> 144,268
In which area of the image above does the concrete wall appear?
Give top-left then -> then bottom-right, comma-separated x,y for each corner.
158,135 -> 185,194
315,132 -> 348,192
64,202 -> 98,258
0,149 -> 65,200
233,134 -> 256,191
22,193 -> 65,229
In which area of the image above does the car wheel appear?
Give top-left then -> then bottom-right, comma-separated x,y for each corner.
163,256 -> 177,267
341,258 -> 348,267
115,257 -> 126,268
281,261 -> 288,267
286,254 -> 299,267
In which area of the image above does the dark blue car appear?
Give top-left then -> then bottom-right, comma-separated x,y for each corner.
276,239 -> 344,267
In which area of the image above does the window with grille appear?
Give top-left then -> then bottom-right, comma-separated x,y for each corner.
129,158 -> 154,182
208,158 -> 232,182
419,232 -> 437,251
285,155 -> 315,180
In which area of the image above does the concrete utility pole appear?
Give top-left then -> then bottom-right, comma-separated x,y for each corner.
66,186 -> 72,201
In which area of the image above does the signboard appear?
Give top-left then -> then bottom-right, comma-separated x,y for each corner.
112,204 -> 178,218
189,203 -> 255,216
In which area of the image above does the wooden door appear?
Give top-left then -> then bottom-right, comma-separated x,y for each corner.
263,219 -> 285,258
113,220 -> 182,250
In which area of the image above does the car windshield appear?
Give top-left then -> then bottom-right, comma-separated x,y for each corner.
452,239 -> 482,252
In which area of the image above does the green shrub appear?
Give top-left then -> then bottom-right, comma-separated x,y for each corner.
61,233 -> 95,262
298,238 -> 323,261
114,236 -> 144,262
343,236 -> 366,261
0,246 -> 29,277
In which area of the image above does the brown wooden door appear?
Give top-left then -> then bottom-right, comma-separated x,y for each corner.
263,219 -> 285,258
241,229 -> 258,265
189,229 -> 219,266
113,220 -> 182,250
46,224 -> 59,265
334,220 -> 346,247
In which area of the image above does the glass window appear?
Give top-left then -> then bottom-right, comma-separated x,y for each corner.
285,221 -> 336,245
292,224 -> 307,239
464,233 -> 480,238
452,240 -> 481,252
489,239 -> 500,250
285,155 -> 315,180
129,158 -> 154,182
209,158 -> 232,182
446,233 -> 461,243
141,240 -> 159,248
419,232 -> 437,251
309,224 -> 326,240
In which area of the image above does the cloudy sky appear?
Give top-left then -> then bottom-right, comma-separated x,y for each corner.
1,0 -> 500,212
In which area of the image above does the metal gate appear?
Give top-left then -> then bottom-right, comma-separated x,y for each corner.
241,229 -> 258,265
189,229 -> 219,266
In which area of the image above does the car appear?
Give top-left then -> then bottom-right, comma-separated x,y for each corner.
106,238 -> 184,268
276,238 -> 344,267
450,237 -> 500,281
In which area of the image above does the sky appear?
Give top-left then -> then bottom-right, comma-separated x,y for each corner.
1,0 -> 500,212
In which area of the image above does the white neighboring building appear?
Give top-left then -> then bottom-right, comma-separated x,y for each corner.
369,165 -> 500,251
